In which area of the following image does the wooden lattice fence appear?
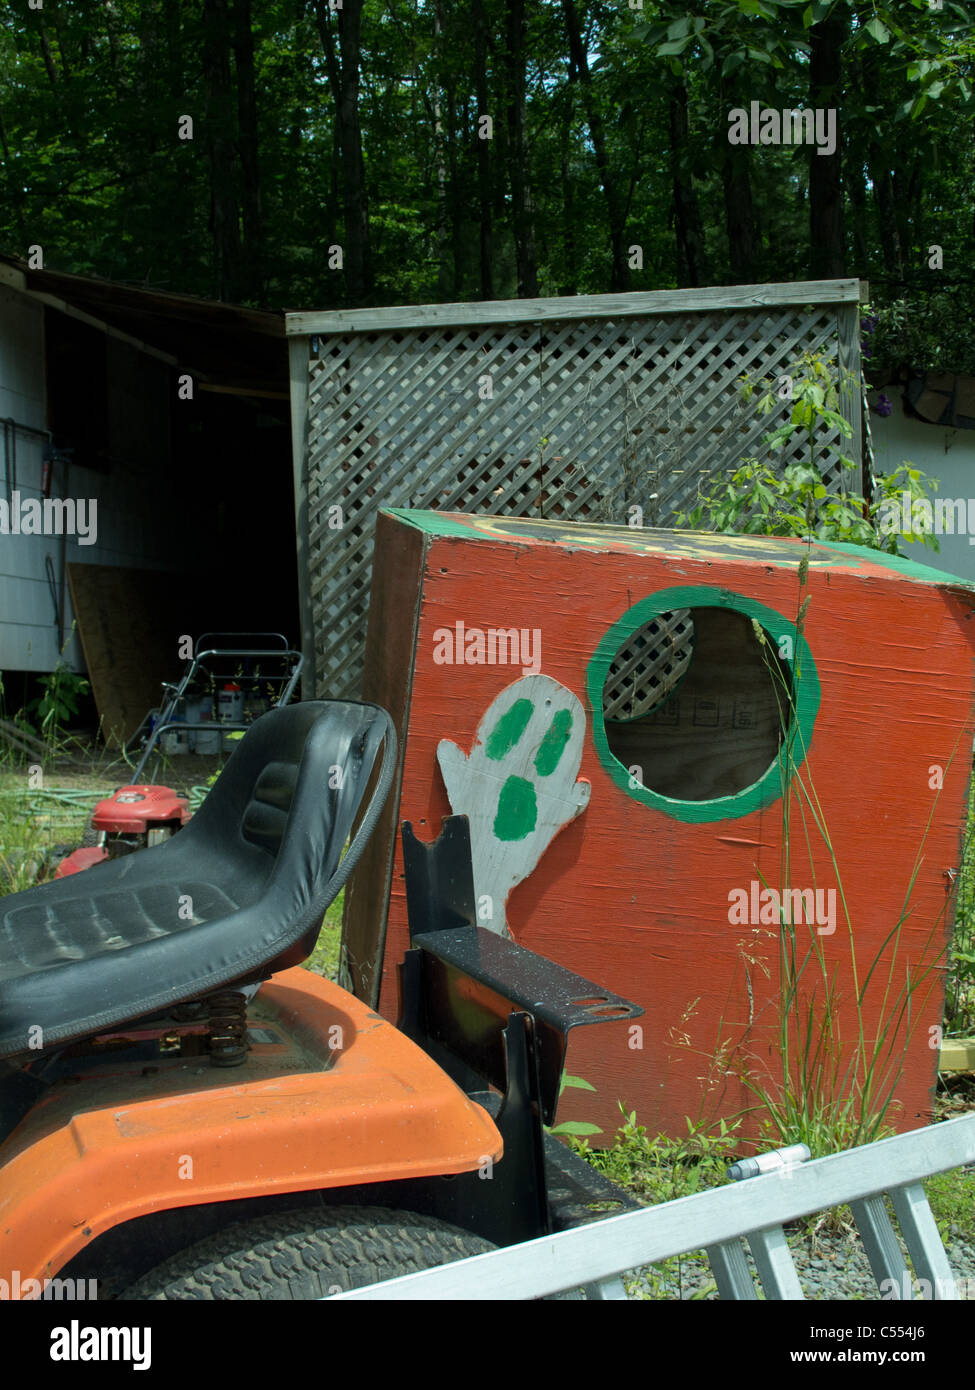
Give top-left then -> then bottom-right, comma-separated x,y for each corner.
286,280 -> 863,697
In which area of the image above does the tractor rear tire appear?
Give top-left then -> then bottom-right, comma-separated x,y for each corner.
120,1205 -> 496,1300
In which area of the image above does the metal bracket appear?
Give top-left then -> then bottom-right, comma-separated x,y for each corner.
401,817 -> 643,1126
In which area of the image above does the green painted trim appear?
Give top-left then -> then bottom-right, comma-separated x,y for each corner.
815,540 -> 975,590
383,510 -> 975,592
383,508 -> 479,540
586,586 -> 821,824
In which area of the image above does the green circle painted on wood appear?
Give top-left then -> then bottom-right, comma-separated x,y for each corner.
586,586 -> 821,824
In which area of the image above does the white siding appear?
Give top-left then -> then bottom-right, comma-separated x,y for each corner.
0,285 -> 67,672
0,287 -> 189,675
870,400 -> 975,583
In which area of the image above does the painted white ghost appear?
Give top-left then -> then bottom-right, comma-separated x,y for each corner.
437,674 -> 590,937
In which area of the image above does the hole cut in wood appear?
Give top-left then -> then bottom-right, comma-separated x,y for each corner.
603,608 -> 793,802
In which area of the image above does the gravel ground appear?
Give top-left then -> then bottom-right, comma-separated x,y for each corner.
624,1203 -> 975,1300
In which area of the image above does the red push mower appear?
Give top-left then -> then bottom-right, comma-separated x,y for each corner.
56,633 -> 303,879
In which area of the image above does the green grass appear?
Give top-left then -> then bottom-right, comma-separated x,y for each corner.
570,1106 -> 739,1206
0,771 -> 110,892
947,774 -> 975,1037
564,1108 -> 740,1299
302,892 -> 345,981
566,1101 -> 974,1299
926,1165 -> 975,1242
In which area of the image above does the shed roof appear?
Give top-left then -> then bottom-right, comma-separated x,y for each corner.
0,253 -> 288,396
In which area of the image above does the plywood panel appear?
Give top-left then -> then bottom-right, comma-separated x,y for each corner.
67,562 -> 194,745
343,512 -> 426,1002
355,510 -> 975,1142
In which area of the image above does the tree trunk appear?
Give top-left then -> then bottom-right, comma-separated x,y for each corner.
432,2 -> 452,298
893,152 -> 922,276
504,0 -> 538,298
51,7 -> 73,83
559,87 -> 577,295
846,158 -> 870,278
232,0 -> 265,300
717,78 -> 754,283
446,86 -> 464,298
315,0 -> 372,303
102,0 -> 121,88
37,29 -> 59,90
869,159 -> 905,287
721,151 -> 755,284
0,112 -> 26,244
472,0 -> 494,299
164,0 -> 183,101
561,0 -> 629,290
669,82 -> 708,287
203,0 -> 242,301
808,15 -> 846,278
338,0 -> 371,302
858,39 -> 903,290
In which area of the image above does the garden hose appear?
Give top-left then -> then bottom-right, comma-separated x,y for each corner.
0,786 -> 106,825
0,785 -> 216,835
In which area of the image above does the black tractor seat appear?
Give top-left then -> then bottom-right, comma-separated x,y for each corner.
0,701 -> 395,1062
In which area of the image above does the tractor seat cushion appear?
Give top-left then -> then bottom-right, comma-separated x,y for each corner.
0,879 -> 241,975
0,701 -> 394,1061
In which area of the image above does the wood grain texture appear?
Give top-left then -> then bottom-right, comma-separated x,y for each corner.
286,279 -> 863,334
343,511 -> 427,1004
939,1037 -> 975,1071
355,512 -> 975,1141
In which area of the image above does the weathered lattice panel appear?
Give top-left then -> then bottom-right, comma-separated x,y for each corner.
287,283 -> 863,696
603,609 -> 694,721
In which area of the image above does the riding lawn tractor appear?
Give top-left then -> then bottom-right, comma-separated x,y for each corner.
0,700 -> 642,1300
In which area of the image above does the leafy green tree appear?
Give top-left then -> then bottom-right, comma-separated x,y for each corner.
0,0 -> 970,308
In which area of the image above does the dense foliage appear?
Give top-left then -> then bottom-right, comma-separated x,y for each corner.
0,1 -> 972,318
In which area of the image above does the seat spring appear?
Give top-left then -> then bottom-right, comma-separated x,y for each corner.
206,990 -> 249,1068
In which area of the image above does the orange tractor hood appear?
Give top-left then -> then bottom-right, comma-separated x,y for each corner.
0,968 -> 501,1288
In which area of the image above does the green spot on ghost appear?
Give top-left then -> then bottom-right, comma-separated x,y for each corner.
485,698 -> 533,760
494,775 -> 537,841
534,708 -> 572,777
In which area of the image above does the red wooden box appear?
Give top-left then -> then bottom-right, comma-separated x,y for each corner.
345,509 -> 975,1141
